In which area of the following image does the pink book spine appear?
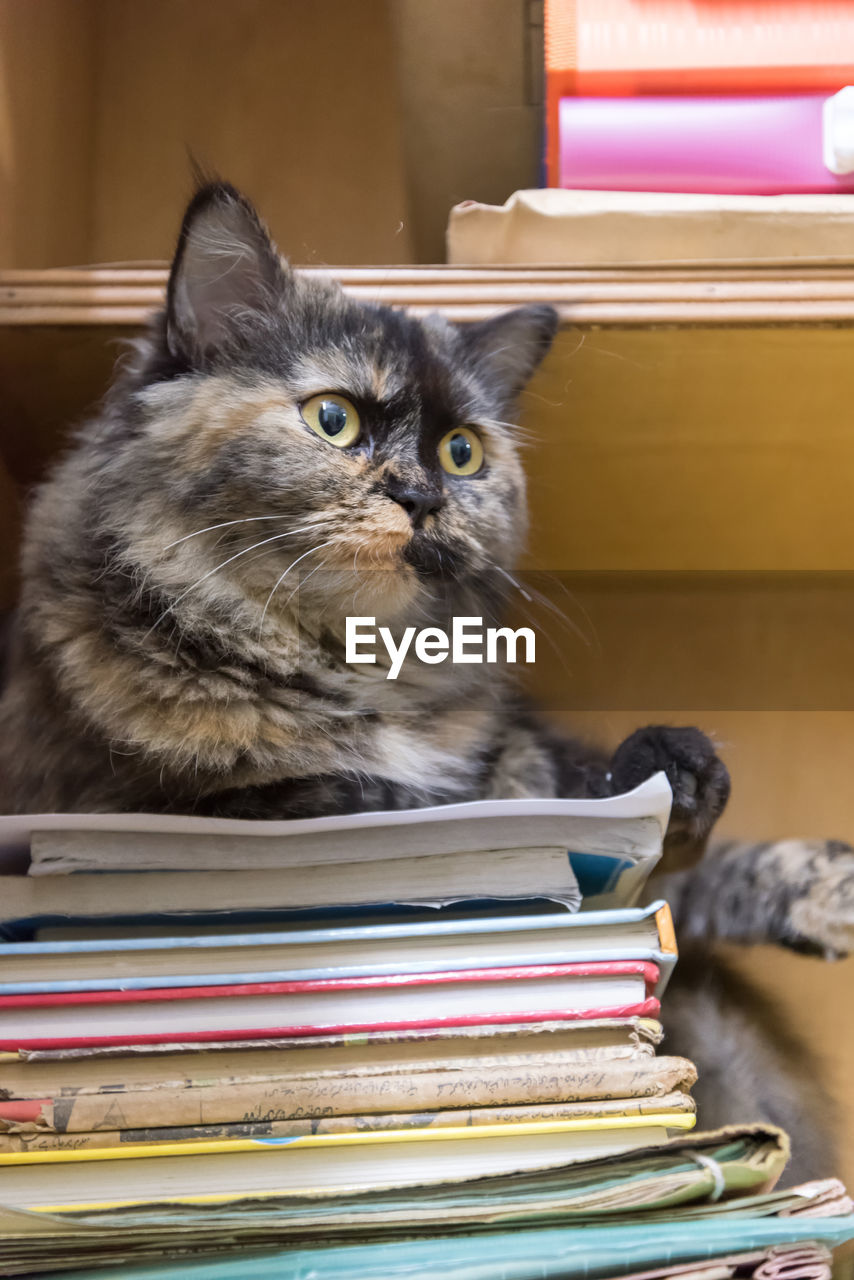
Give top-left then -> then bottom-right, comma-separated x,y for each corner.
557,92 -> 854,194
0,998 -> 663,1052
0,961 -> 661,1008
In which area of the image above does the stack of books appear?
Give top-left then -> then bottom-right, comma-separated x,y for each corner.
0,772 -> 853,1277
545,0 -> 854,194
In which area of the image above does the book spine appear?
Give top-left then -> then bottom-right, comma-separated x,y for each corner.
545,0 -> 854,96
7,1016 -> 663,1061
654,903 -> 676,956
0,1092 -> 694,1153
0,998 -> 663,1051
0,1055 -> 695,1132
0,903 -> 662,956
0,961 -> 660,1007
0,949 -> 669,996
556,94 -> 854,196
0,1041 -> 658,1097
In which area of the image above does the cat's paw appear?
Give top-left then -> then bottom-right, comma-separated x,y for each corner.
784,839 -> 854,958
609,724 -> 730,849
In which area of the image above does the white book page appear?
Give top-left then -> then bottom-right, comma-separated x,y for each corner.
1,773 -> 672,873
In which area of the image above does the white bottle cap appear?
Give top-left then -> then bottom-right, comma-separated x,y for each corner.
823,86 -> 854,175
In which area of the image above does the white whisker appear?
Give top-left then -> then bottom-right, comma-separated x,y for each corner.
161,514 -> 296,552
495,565 -> 533,603
282,553 -> 332,610
551,577 -> 602,656
145,526 -> 322,636
258,540 -> 336,637
493,564 -> 595,650
522,576 -> 596,649
511,595 -> 574,677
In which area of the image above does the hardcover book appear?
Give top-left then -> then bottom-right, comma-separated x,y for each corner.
0,960 -> 662,1051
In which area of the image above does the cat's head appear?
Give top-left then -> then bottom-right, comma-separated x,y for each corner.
113,183 -> 558,629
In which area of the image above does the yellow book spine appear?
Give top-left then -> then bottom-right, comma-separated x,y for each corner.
0,1112 -> 695,1167
29,1114 -> 696,1213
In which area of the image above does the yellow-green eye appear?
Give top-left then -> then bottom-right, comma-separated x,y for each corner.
438,427 -> 483,476
300,393 -> 360,448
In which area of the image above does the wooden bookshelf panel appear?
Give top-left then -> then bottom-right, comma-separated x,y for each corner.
4,264 -> 854,572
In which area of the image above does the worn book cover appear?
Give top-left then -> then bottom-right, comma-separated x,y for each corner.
0,1091 -> 696,1152
0,1053 -> 696,1133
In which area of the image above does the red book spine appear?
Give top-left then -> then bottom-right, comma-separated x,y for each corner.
0,1099 -> 49,1122
0,997 -> 662,1052
0,961 -> 660,1008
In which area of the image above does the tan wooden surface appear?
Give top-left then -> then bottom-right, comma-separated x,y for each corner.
0,0 -> 97,269
0,0 -> 414,268
0,1 -> 543,271
523,326 -> 854,571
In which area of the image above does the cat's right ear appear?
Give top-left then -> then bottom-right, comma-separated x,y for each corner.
166,182 -> 287,363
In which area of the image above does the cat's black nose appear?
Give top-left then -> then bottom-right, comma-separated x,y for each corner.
384,472 -> 443,528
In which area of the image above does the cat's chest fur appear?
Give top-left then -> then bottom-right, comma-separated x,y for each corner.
12,585 -> 501,814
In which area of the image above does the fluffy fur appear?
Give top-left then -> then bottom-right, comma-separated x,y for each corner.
1,183 -> 851,1184
658,837 -> 854,1184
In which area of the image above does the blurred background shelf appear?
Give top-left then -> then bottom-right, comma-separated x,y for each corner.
0,0 -> 543,270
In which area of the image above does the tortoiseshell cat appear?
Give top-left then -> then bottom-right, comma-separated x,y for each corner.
1,183 -> 850,1182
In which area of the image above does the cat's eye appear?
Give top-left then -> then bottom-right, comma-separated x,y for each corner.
300,393 -> 361,448
438,427 -> 484,476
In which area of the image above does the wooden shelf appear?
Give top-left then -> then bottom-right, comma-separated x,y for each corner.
6,263 -> 854,328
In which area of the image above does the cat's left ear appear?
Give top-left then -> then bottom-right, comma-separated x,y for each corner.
457,304 -> 559,407
166,181 -> 288,363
